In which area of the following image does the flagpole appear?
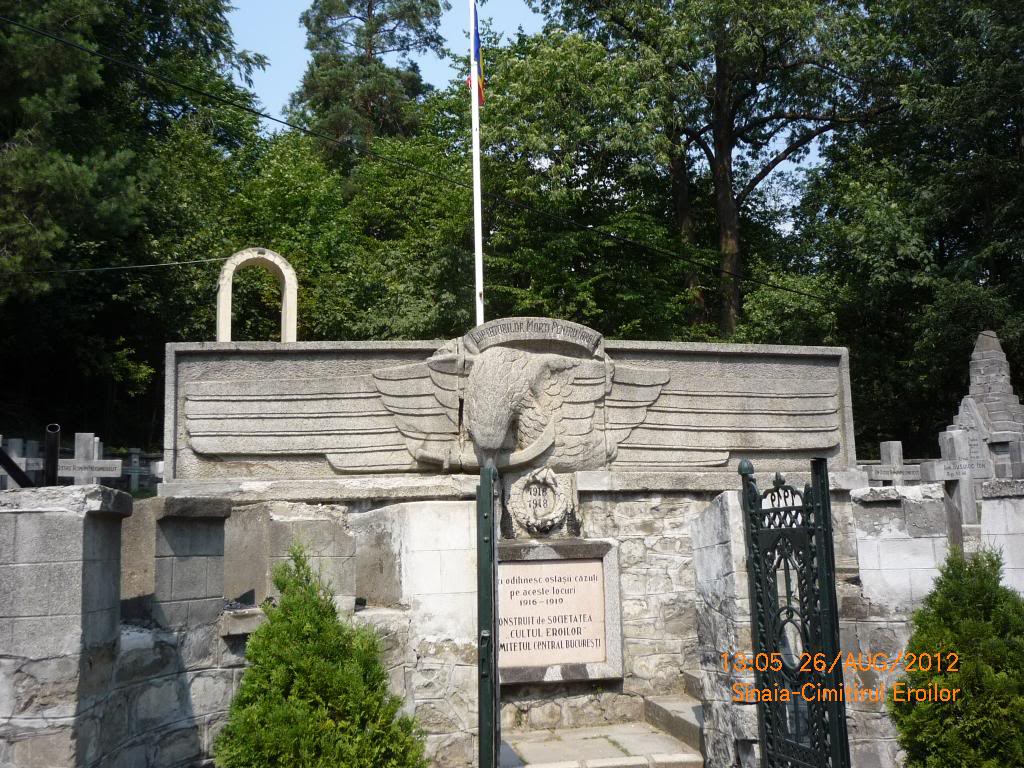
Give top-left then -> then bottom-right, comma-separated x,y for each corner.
469,0 -> 485,327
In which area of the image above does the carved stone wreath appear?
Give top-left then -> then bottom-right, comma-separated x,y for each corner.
507,467 -> 572,536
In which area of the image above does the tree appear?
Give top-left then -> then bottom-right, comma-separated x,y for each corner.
0,0 -> 263,443
292,0 -> 451,164
889,550 -> 1024,767
214,547 -> 427,768
530,0 -> 895,334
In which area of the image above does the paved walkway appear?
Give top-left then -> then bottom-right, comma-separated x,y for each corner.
500,722 -> 702,767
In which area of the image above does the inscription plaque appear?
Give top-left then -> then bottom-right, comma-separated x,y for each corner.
497,558 -> 605,668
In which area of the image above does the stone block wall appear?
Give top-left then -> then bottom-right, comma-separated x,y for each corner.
840,483 -> 958,768
0,488 -> 247,768
223,501 -> 356,611
837,583 -> 910,768
348,500 -> 479,767
103,496 -> 240,767
981,480 -> 1024,593
850,484 -> 951,608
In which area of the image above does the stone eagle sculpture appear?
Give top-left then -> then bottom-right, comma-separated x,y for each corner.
181,317 -> 843,474
185,334 -> 670,473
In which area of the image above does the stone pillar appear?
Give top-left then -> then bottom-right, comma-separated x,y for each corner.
691,491 -> 758,768
152,497 -> 232,630
980,479 -> 1024,594
849,484 -> 951,608
0,485 -> 132,768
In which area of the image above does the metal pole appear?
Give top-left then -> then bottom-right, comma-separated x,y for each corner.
44,424 -> 60,486
476,463 -> 500,768
469,0 -> 485,326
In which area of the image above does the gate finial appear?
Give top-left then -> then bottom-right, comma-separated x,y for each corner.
738,458 -> 754,476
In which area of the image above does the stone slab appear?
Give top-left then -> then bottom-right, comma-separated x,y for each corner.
503,722 -> 702,767
0,485 -> 132,517
497,539 -> 622,684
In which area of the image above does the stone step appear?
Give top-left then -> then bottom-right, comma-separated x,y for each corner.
643,694 -> 703,755
502,722 -> 703,768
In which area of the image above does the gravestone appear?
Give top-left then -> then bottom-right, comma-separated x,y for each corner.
923,331 -> 1022,525
60,432 -> 122,485
865,440 -> 922,485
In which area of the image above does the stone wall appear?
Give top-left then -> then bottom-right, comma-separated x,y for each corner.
0,488 -> 245,768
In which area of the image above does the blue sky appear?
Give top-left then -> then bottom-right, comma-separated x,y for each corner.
227,1 -> 544,120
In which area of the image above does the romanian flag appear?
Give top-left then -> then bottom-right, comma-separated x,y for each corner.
470,0 -> 485,104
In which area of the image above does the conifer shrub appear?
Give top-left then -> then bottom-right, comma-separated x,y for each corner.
889,550 -> 1024,767
214,546 -> 427,768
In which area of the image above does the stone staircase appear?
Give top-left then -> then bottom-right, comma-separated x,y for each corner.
501,674 -> 705,768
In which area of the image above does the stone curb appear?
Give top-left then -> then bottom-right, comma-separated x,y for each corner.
523,753 -> 702,768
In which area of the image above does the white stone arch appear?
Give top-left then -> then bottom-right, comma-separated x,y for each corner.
216,248 -> 298,342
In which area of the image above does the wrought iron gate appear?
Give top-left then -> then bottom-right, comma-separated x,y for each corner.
738,458 -> 850,768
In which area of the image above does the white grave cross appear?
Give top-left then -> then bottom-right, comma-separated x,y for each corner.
866,441 -> 922,485
58,432 -> 122,485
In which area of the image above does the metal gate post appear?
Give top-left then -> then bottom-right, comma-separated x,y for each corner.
477,463 -> 500,768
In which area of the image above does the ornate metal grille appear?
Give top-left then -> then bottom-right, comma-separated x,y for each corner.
739,458 -> 850,768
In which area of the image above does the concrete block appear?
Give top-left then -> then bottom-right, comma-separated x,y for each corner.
155,496 -> 231,520
172,557 -> 209,600
10,615 -> 82,658
220,607 -> 266,637
859,569 -> 911,606
82,607 -> 119,647
412,592 -> 475,638
82,560 -> 119,614
0,513 -> 14,563
878,538 -> 937,570
154,556 -> 174,602
188,519 -> 225,557
156,520 -> 191,557
440,548 -> 476,594
0,563 -> 48,616
152,599 -> 189,628
855,540 -> 880,572
206,555 -> 225,597
1000,534 -> 1024,569
909,569 -> 940,601
187,597 -> 223,626
406,502 -> 473,551
13,513 -> 83,563
405,550 -> 443,596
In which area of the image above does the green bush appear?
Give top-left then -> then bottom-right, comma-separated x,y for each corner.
214,547 -> 427,768
889,550 -> 1024,767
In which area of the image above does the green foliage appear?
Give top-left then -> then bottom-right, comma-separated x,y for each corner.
292,0 -> 450,165
889,551 -> 1024,768
214,547 -> 427,768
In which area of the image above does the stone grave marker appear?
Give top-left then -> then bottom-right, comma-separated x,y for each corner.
865,440 -> 921,485
59,432 -> 122,485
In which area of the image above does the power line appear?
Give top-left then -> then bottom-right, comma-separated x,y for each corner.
0,14 -> 828,303
23,257 -> 229,275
